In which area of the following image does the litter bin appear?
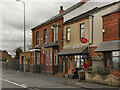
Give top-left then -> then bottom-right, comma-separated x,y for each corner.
78,70 -> 85,80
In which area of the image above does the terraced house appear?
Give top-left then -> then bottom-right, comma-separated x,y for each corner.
58,1 -> 120,77
29,1 -> 86,74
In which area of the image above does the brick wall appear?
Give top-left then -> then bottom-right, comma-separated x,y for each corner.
31,17 -> 63,74
0,50 -> 13,60
103,11 -> 120,41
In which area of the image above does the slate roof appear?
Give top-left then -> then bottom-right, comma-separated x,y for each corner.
102,8 -> 120,17
31,2 -> 82,30
94,40 -> 120,52
58,46 -> 88,56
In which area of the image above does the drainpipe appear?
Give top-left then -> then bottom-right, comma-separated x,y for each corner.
88,15 -> 94,67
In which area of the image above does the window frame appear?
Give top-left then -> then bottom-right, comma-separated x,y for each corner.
37,52 -> 40,65
80,23 -> 85,39
46,50 -> 49,65
36,31 -> 40,45
54,27 -> 58,42
54,50 -> 58,65
45,30 -> 47,44
66,27 -> 70,41
49,50 -> 52,65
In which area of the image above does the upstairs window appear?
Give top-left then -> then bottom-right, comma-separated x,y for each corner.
36,31 -> 40,45
80,23 -> 85,39
54,27 -> 58,42
66,27 -> 70,41
45,30 -> 47,44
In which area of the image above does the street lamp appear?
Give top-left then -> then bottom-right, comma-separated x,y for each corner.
16,0 -> 26,73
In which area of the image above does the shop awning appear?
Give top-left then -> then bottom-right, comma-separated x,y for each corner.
58,46 -> 88,56
94,40 -> 120,52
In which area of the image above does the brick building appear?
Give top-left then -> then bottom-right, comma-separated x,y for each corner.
95,8 -> 120,77
58,1 -> 119,78
0,50 -> 13,61
30,2 -> 87,74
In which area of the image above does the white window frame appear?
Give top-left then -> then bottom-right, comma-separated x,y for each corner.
54,50 -> 58,65
66,27 -> 70,41
49,50 -> 52,65
80,23 -> 85,39
54,27 -> 58,42
33,52 -> 35,64
37,52 -> 40,64
36,31 -> 40,45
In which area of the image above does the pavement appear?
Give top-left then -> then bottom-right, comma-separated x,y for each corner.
2,69 -> 120,90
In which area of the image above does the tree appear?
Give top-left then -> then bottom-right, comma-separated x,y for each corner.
14,47 -> 23,59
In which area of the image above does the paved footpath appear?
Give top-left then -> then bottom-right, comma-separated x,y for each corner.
2,69 -> 120,90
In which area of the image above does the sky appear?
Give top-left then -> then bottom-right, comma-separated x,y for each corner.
0,0 -> 80,57
0,0 -> 119,57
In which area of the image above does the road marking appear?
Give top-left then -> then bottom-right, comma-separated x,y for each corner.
0,78 -> 27,88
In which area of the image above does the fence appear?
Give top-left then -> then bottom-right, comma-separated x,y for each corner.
2,60 -> 62,75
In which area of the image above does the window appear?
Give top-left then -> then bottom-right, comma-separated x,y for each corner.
80,23 -> 85,39
66,27 -> 70,41
37,52 -> 40,64
112,51 -> 120,70
36,31 -> 40,45
54,50 -> 58,65
45,30 -> 47,43
31,53 -> 32,64
54,27 -> 58,42
33,52 -> 35,64
49,50 -> 52,65
104,52 -> 111,68
46,50 -> 49,65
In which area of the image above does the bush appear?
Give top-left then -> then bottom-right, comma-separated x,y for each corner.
93,66 -> 110,76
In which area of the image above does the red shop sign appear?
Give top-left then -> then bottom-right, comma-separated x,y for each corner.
81,38 -> 87,43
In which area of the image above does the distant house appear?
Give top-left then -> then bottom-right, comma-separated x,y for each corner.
0,50 -> 13,61
95,8 -> 120,77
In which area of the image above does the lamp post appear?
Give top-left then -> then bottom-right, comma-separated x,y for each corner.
16,0 -> 26,73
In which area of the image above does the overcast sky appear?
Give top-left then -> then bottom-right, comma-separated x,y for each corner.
0,0 -> 119,57
0,0 -> 80,57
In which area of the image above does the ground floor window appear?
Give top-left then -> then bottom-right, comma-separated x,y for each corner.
46,50 -> 49,65
54,50 -> 58,65
37,52 -> 40,64
112,51 -> 120,70
49,50 -> 52,65
104,52 -> 111,68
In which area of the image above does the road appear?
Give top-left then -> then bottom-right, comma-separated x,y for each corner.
1,69 -> 88,89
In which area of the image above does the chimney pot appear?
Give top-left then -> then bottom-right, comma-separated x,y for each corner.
59,6 -> 64,13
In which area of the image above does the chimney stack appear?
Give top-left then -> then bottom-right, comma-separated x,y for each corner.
59,6 -> 64,13
80,0 -> 87,5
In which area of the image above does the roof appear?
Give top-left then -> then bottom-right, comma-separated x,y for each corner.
64,1 -> 120,25
31,2 -> 82,30
58,46 -> 88,56
102,8 -> 120,17
63,7 -> 98,25
44,42 -> 59,48
94,40 -> 120,52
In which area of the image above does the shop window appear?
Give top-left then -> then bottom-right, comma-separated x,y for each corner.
37,52 -> 40,64
112,51 -> 120,70
66,27 -> 70,41
80,23 -> 85,39
54,27 -> 58,42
